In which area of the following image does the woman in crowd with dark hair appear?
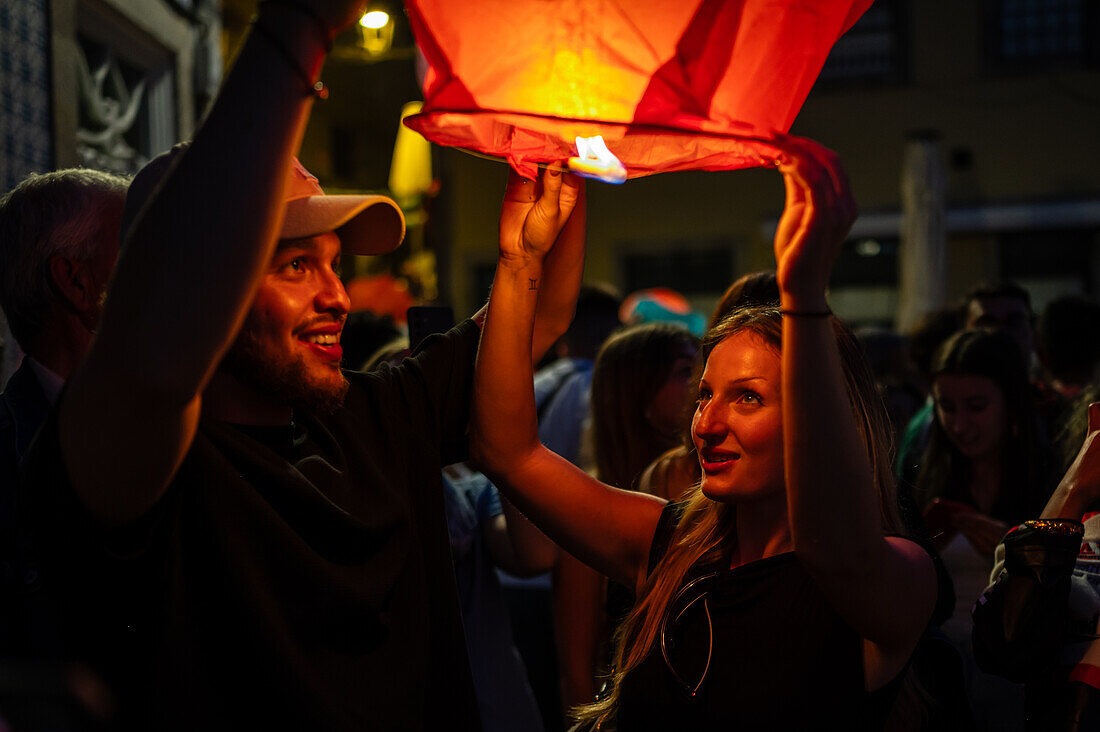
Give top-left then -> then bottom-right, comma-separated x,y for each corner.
915,327 -> 1053,729
916,328 -> 1050,549
589,322 -> 699,492
472,137 -> 936,729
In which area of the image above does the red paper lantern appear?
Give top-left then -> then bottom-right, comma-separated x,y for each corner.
404,0 -> 873,181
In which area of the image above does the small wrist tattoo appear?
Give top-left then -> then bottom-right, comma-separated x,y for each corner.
529,278 -> 538,290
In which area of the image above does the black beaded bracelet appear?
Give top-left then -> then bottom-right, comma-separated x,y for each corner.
250,19 -> 329,100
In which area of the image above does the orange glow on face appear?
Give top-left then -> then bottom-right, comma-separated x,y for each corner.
568,135 -> 626,184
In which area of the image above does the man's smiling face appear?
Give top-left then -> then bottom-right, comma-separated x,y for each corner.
223,231 -> 351,415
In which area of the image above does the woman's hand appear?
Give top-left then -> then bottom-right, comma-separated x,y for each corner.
771,135 -> 857,307
1043,403 -> 1100,519
498,165 -> 582,266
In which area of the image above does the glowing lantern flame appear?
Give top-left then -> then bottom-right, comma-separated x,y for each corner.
568,136 -> 626,184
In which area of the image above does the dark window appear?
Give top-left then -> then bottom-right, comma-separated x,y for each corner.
986,0 -> 1099,71
819,0 -> 909,86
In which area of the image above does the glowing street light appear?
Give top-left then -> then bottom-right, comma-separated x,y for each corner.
359,11 -> 390,29
357,10 -> 394,54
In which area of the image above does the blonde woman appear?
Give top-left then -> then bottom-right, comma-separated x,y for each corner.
472,138 -> 937,729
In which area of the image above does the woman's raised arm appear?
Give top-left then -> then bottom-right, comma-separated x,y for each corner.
774,137 -> 936,667
471,168 -> 663,590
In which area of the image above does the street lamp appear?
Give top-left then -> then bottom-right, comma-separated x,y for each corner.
357,9 -> 393,55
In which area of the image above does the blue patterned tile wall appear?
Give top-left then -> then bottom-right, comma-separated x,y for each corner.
0,0 -> 53,193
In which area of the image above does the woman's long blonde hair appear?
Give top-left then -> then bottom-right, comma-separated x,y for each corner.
573,306 -> 902,730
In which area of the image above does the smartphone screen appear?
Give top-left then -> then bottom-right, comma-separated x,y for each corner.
407,306 -> 455,351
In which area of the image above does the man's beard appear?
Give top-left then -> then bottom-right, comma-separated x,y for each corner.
222,323 -> 349,416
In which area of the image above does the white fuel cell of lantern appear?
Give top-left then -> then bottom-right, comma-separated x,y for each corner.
567,135 -> 627,184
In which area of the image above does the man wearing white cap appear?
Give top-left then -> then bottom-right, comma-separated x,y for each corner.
17,1 -> 584,729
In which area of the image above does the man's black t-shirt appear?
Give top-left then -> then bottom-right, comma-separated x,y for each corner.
19,320 -> 483,732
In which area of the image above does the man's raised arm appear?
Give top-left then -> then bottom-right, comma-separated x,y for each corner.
59,1 -> 365,525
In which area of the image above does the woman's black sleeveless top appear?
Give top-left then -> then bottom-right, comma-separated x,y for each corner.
616,502 -> 902,731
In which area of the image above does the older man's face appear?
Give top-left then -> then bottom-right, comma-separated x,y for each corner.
80,200 -> 124,331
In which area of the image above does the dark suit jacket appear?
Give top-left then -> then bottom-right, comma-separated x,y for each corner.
1,360 -> 55,657
1,359 -> 52,477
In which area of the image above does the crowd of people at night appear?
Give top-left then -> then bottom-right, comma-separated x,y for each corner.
3,2 -> 1100,731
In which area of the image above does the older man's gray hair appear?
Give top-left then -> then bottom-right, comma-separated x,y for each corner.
0,169 -> 129,351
